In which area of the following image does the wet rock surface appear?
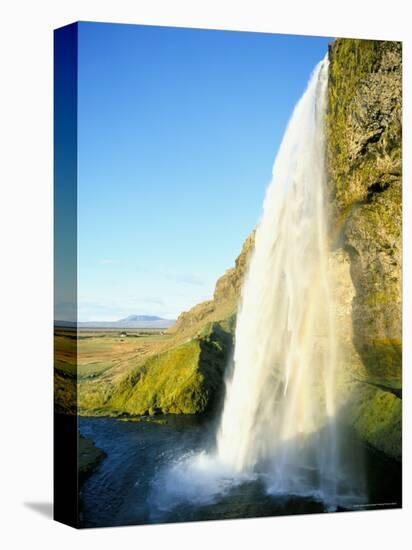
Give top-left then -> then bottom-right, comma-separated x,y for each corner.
327,39 -> 402,459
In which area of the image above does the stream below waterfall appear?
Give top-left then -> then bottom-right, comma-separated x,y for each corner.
79,416 -> 401,528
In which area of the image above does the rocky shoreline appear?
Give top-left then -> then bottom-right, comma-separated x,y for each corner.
79,434 -> 106,483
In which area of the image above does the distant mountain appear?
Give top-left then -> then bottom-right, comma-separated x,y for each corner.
117,315 -> 165,323
55,315 -> 175,329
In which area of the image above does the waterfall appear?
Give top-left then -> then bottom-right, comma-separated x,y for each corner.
215,56 -> 344,505
151,55 -> 366,516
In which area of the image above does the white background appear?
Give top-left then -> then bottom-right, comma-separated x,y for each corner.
0,0 -> 410,548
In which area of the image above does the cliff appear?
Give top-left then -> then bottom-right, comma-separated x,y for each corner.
154,38 -> 403,458
327,39 -> 402,458
168,231 -> 255,341
76,238 -> 253,417
72,39 -> 402,462
104,322 -> 233,415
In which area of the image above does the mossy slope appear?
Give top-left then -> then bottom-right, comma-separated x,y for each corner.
81,322 -> 233,416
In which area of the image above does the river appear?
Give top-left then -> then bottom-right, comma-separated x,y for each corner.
79,416 -> 401,528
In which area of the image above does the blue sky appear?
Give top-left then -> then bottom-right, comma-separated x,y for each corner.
76,22 -> 331,321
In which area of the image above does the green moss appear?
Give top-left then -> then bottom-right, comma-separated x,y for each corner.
345,184 -> 402,385
54,371 -> 77,414
211,313 -> 236,335
328,39 -> 402,459
345,383 -> 402,460
364,291 -> 395,306
105,321 -> 232,415
357,338 -> 402,385
327,39 -> 402,215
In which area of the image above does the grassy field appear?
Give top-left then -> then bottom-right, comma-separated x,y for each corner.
54,327 -> 178,414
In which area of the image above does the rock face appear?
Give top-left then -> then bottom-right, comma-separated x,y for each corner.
160,38 -> 403,459
78,434 -> 106,482
327,39 -> 402,459
73,39 -> 402,462
168,231 -> 255,340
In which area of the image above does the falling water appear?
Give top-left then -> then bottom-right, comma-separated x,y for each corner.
150,56 -> 366,517
215,56 -> 345,505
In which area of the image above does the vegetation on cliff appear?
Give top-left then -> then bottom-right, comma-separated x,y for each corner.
107,322 -> 233,415
66,231 -> 253,417
327,39 -> 402,459
73,321 -> 233,417
55,38 -> 402,463
168,231 -> 254,341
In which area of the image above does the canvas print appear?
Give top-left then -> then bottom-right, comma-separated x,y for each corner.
54,22 -> 402,528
